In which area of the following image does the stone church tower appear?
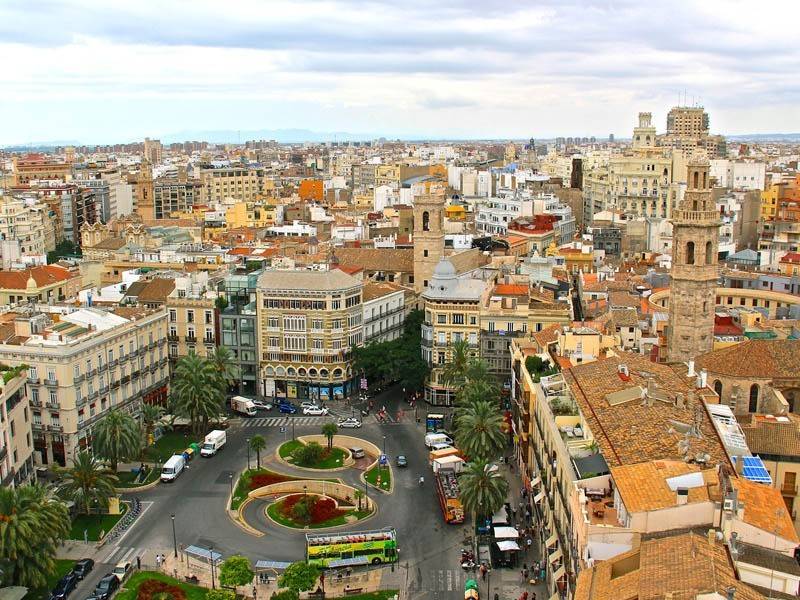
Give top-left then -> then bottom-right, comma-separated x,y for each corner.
666,157 -> 720,363
134,158 -> 154,221
413,192 -> 445,294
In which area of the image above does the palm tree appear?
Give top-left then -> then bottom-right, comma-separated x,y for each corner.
459,460 -> 508,526
0,484 -> 70,588
140,403 -> 164,447
455,400 -> 506,462
58,451 -> 119,515
92,409 -> 141,472
321,423 -> 338,451
208,346 -> 240,393
441,339 -> 471,388
171,354 -> 223,434
249,435 -> 266,469
354,489 -> 364,511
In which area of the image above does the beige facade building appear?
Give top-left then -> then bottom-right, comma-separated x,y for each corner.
166,290 -> 218,363
257,270 -> 363,402
0,265 -> 82,306
666,158 -> 720,363
0,194 -> 55,263
0,373 -> 35,487
199,166 -> 272,203
153,178 -> 203,220
0,306 -> 169,466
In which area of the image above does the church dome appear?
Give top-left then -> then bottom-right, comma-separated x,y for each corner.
432,258 -> 457,279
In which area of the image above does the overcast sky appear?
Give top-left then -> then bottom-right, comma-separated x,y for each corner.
2,0 -> 799,144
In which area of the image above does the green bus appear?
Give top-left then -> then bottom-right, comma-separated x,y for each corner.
306,528 -> 398,567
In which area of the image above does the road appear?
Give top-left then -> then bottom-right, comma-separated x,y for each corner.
70,385 -> 470,599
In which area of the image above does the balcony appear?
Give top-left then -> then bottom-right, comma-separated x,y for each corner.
30,398 -> 42,408
98,363 -> 108,372
73,373 -> 85,384
185,335 -> 197,343
131,371 -> 141,380
99,385 -> 109,394
49,424 -> 63,432
781,484 -> 798,496
46,402 -> 60,410
111,380 -> 120,389
27,376 -> 39,384
0,446 -> 7,461
44,378 -> 58,387
109,358 -> 119,367
87,368 -> 98,377
2,469 -> 15,487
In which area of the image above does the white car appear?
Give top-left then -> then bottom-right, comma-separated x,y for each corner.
303,406 -> 329,416
300,401 -> 318,410
253,399 -> 273,411
337,417 -> 362,429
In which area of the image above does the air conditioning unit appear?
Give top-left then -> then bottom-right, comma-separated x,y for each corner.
723,498 -> 735,512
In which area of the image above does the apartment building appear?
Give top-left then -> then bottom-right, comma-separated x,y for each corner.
362,281 -> 407,344
0,194 -> 55,264
475,190 -> 534,236
0,265 -> 82,306
153,178 -> 203,219
218,269 -> 261,397
199,166 -> 272,203
12,154 -> 71,186
257,269 -> 364,402
0,374 -> 34,487
166,273 -> 219,362
0,306 -> 169,466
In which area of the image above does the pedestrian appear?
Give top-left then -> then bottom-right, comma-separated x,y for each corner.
526,537 -> 533,552
531,593 -> 537,600
521,487 -> 527,499
480,563 -> 487,581
518,500 -> 524,513
521,564 -> 529,581
525,508 -> 532,523
511,507 -> 517,521
519,592 -> 528,600
494,595 -> 500,600
155,554 -> 162,568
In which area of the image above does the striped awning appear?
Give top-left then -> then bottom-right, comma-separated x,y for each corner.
534,490 -> 545,503
554,565 -> 567,580
549,548 -> 563,564
545,533 -> 558,548
530,476 -> 541,488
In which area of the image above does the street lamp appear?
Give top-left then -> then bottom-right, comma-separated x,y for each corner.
303,484 -> 307,498
228,473 -> 233,498
246,438 -> 251,470
292,418 -> 296,441
209,546 -> 216,589
170,514 -> 177,558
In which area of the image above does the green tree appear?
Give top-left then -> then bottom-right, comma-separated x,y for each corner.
321,423 -> 337,451
46,239 -> 81,264
291,496 -> 314,525
459,460 -> 509,522
92,409 -> 141,471
278,562 -> 320,592
218,555 -> 254,588
441,338 -> 471,389
455,400 -> 506,462
292,442 -> 323,467
214,296 -> 229,312
58,451 -> 119,515
208,346 -> 240,393
206,591 -> 235,600
271,591 -> 299,600
354,489 -> 364,511
249,435 -> 266,469
171,354 -> 223,434
0,484 -> 71,588
140,403 -> 164,446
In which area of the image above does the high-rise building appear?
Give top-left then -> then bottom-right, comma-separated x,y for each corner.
412,192 -> 446,293
666,157 -> 720,363
143,138 -> 163,165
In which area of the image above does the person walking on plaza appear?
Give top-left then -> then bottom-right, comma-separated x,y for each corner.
480,563 -> 487,581
522,564 -> 529,582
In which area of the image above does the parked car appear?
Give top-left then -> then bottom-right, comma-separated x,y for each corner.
303,405 -> 329,416
349,447 -> 365,459
252,399 -> 272,411
300,401 -> 318,410
94,574 -> 120,600
50,573 -> 78,600
72,558 -> 94,580
395,455 -> 408,467
112,560 -> 132,582
279,402 -> 298,414
337,417 -> 362,429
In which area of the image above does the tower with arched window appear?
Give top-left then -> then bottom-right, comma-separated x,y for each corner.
412,192 -> 445,294
666,156 -> 721,364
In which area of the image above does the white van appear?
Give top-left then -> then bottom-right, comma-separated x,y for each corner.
430,442 -> 453,452
161,454 -> 186,482
200,430 -> 227,457
424,432 -> 454,448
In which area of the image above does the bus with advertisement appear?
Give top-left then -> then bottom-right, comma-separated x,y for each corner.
306,528 -> 398,567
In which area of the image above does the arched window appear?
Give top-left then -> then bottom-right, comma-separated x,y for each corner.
786,392 -> 795,413
693,171 -> 699,189
702,172 -> 707,188
705,241 -> 713,265
686,241 -> 695,265
422,211 -> 430,232
713,380 -> 723,398
749,384 -> 759,413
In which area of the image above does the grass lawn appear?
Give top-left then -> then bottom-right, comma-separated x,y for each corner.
364,464 -> 392,491
116,468 -> 158,488
115,571 -> 209,600
230,468 -> 341,510
144,430 -> 199,462
24,559 -> 76,600
266,500 -> 372,529
279,441 -> 348,469
330,593 -> 399,600
69,504 -> 127,541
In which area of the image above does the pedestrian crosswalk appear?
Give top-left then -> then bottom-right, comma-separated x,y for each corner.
240,416 -> 334,428
419,568 -> 468,593
96,544 -> 147,565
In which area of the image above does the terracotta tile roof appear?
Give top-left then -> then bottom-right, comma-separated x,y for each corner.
732,477 -> 799,541
611,460 -> 720,513
335,265 -> 363,276
610,307 -> 639,329
333,248 -> 414,273
493,284 -> 528,297
227,247 -> 254,256
448,248 -> 491,273
136,278 -> 176,304
780,252 -> 800,264
0,265 -> 76,290
740,413 -> 800,457
362,281 -> 407,302
609,290 -> 640,308
695,340 -> 800,379
574,532 -> 767,600
532,323 -> 561,350
91,237 -> 126,251
737,541 -> 800,576
563,352 -> 728,468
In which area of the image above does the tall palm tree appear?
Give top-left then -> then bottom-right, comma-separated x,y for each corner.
441,339 -> 471,388
208,346 -> 240,393
248,435 -> 266,469
58,451 -> 119,515
459,460 -> 508,525
0,484 -> 71,588
455,400 -> 506,462
354,489 -> 364,511
92,409 -> 141,472
321,423 -> 338,451
171,354 -> 223,434
140,403 -> 164,447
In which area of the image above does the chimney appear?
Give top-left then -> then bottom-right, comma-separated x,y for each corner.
675,393 -> 685,409
687,359 -> 696,377
700,369 -> 708,388
676,487 -> 689,505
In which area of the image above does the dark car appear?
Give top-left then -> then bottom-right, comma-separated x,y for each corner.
396,455 -> 408,467
50,573 -> 78,600
278,402 -> 297,414
94,574 -> 120,600
72,558 -> 94,580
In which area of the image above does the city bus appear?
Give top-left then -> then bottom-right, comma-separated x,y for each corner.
306,528 -> 398,567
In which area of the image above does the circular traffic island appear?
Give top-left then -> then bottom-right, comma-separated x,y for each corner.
266,492 -> 374,529
278,439 -> 349,470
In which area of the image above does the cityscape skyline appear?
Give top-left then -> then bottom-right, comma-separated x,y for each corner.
2,0 -> 800,144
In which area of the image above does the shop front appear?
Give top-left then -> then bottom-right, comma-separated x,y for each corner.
262,365 -> 356,402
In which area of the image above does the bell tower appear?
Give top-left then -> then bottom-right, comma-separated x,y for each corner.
666,157 -> 720,364
413,192 -> 445,294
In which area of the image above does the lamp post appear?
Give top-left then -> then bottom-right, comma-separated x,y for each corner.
246,438 -> 251,470
170,514 -> 177,558
364,475 -> 368,506
228,473 -> 233,499
210,546 -> 216,589
303,484 -> 307,499
292,418 -> 296,441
